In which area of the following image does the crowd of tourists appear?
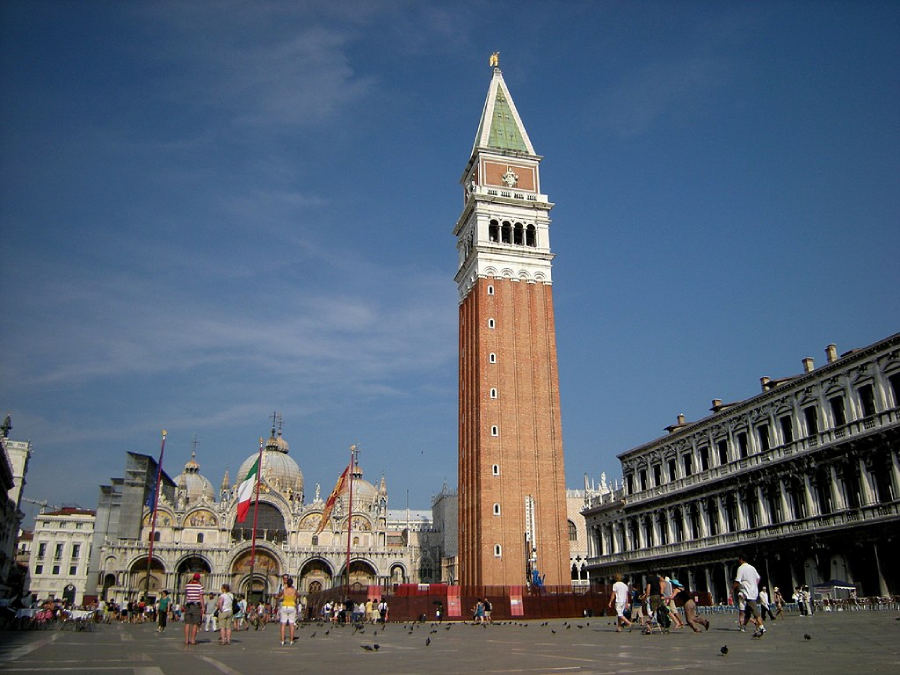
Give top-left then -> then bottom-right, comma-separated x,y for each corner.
606,552 -> 820,638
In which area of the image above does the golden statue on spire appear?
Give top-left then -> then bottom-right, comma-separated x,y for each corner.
490,52 -> 499,68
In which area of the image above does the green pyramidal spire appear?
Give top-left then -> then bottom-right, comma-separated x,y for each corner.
472,65 -> 535,156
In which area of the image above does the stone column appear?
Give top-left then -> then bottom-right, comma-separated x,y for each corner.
858,458 -> 875,506
873,543 -> 890,597
778,478 -> 794,521
698,501 -> 709,539
757,485 -> 771,527
715,495 -> 727,535
652,514 -> 662,546
889,448 -> 900,502
637,517 -> 646,550
803,473 -> 819,517
723,562 -> 732,604
829,465 -> 846,511
704,567 -> 715,604
734,491 -> 746,531
665,508 -> 675,545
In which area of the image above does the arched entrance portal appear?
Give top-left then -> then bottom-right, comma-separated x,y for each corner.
298,559 -> 333,595
391,564 -> 407,585
231,549 -> 280,604
102,573 -> 116,601
128,556 -> 166,598
337,560 -> 377,591
175,556 -> 212,598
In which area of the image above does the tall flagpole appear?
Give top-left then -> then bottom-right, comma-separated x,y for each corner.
144,430 -> 167,598
247,437 -> 264,601
345,445 -> 357,590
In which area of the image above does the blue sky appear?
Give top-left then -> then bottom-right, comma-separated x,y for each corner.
2,1 -> 898,521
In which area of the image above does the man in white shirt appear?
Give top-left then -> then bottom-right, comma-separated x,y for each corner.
733,553 -> 765,637
607,574 -> 633,632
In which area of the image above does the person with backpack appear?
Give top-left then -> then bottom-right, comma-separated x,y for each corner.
217,584 -> 235,645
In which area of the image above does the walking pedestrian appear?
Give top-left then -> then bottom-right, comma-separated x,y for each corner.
759,586 -> 776,621
673,581 -> 709,632
733,553 -> 766,638
608,574 -> 633,632
156,591 -> 170,633
773,587 -> 785,619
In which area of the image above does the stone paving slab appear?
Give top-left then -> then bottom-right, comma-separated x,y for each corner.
1,611 -> 899,675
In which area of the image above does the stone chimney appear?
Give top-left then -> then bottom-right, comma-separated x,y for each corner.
826,343 -> 838,363
665,414 -> 688,434
802,357 -> 815,373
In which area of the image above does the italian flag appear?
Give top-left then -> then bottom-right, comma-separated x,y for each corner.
236,457 -> 259,523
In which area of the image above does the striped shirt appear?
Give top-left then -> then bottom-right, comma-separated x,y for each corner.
185,580 -> 203,604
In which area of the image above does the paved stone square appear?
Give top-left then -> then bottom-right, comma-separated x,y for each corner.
1,611 -> 898,675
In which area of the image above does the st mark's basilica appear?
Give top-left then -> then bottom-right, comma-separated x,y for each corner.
89,424 -> 446,603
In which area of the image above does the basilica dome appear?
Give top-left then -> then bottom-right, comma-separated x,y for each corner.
337,465 -> 383,510
236,428 -> 304,497
176,452 -> 215,503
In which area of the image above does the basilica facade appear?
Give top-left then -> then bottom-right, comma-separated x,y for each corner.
93,428 -> 443,604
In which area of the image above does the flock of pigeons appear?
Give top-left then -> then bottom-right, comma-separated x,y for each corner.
287,617 -> 815,656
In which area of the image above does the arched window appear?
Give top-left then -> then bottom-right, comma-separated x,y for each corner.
493,503 -> 501,516
568,520 -> 577,541
526,225 -> 536,247
494,544 -> 502,557
489,353 -> 497,363
513,223 -> 524,245
231,502 -> 287,544
489,220 -> 499,243
490,388 -> 498,399
501,221 -> 512,243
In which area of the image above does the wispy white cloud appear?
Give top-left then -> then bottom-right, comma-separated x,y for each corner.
1,252 -> 455,393
602,56 -> 730,136
135,3 -> 379,131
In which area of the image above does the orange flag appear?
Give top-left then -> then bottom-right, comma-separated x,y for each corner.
315,464 -> 350,535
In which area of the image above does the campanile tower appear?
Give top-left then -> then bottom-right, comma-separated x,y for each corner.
455,59 -> 569,588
